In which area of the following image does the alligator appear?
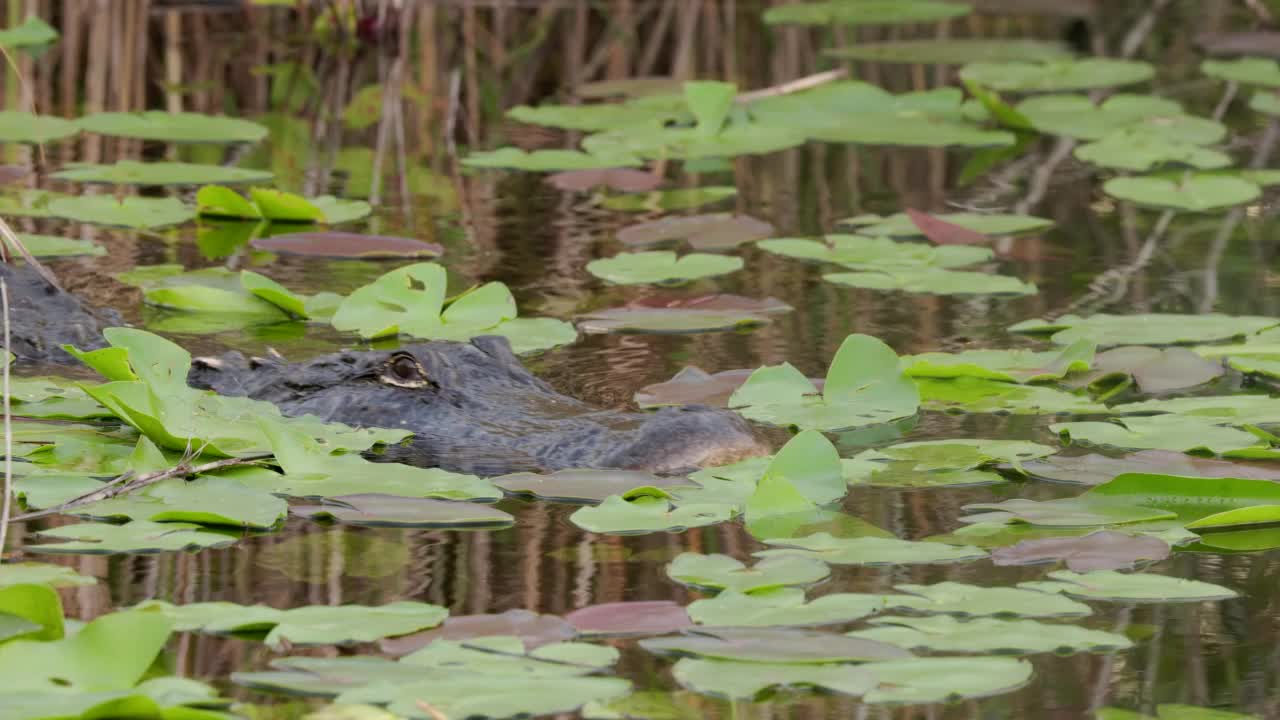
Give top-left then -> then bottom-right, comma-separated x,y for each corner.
3,263 -> 767,475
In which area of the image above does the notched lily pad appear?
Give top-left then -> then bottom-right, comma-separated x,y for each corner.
886,581 -> 1093,618
617,213 -> 774,251
569,493 -> 733,535
578,294 -> 791,334
291,493 -> 515,528
1019,450 -> 1280,486
1011,313 -> 1278,346
687,587 -> 886,628
76,111 -> 270,143
251,232 -> 444,259
758,233 -> 991,270
960,59 -> 1155,92
1052,416 -> 1277,457
586,251 -> 743,285
641,627 -> 912,664
1103,175 -> 1261,212
905,340 -> 1095,384
991,531 -> 1171,571
48,195 -> 195,229
566,601 -> 693,637
1022,570 -> 1238,603
755,532 -> 988,566
50,161 -> 272,186
850,615 -> 1132,655
27,520 -> 239,555
825,267 -> 1036,296
381,609 -> 576,655
666,552 -> 830,594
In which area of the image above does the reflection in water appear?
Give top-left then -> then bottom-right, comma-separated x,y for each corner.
5,1 -> 1280,717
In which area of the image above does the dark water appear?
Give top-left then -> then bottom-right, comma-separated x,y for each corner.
8,6 -> 1280,718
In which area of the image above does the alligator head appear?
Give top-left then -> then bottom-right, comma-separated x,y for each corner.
188,336 -> 769,475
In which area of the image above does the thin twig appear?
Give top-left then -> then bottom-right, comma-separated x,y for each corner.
414,700 -> 448,720
8,452 -> 272,524
737,69 -> 848,104
0,279 -> 10,558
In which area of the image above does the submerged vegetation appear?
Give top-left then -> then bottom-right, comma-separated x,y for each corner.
2,0 -> 1280,719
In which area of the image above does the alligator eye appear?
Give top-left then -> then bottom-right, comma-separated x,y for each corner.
381,353 -> 431,388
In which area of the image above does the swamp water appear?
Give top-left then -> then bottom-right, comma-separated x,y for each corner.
2,2 -> 1280,719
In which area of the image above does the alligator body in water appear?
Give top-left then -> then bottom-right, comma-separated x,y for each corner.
187,337 -> 767,475
3,264 -> 767,474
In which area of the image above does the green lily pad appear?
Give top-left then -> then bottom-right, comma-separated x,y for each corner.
74,474 -> 287,530
641,627 -> 912,663
463,147 -> 644,171
919,376 -> 1107,414
757,234 -> 991,270
0,608 -> 171,693
826,38 -> 1070,64
0,584 -> 64,642
961,59 -> 1154,92
666,552 -> 830,594
598,187 -> 738,212
991,531 -> 1172,571
741,430 -> 847,521
1023,570 -> 1238,603
331,263 -> 576,353
578,294 -> 791,334
756,532 -> 987,566
850,615 -> 1132,655
0,563 -> 97,588
1087,473 -> 1280,530
137,600 -> 448,649
687,588 -> 886,628
825,268 -> 1037,295
960,497 -> 1177,528
0,112 -> 78,143
1103,175 -> 1261,211
1052,416 -> 1277,456
507,100 -> 678,133
844,211 -> 1053,237
842,458 -> 1008,488
494,469 -> 688,504
905,339 -> 1095,383
1111,394 -> 1280,425
886,581 -> 1093,618
292,494 -> 514,528
1076,131 -> 1233,171
584,121 -> 805,162
76,111 -> 269,143
764,1 -> 971,26
729,334 -> 920,431
859,657 -> 1034,704
26,520 -> 238,555
569,493 -> 734,535
7,233 -> 105,258
1016,94 -> 1226,143
48,195 -> 195,229
1202,57 -> 1280,87
1010,313 -> 1278,346
51,161 -> 273,186
586,251 -> 742,285
1019,450 -> 1280,486
0,16 -> 58,49
671,657 -> 875,699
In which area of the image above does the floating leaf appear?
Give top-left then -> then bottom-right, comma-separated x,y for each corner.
641,627 -> 911,663
463,147 -> 644,171
0,563 -> 97,589
586,251 -> 743,285
758,234 -> 991,270
672,657 -> 875,699
1052,416 -> 1277,456
859,657 -> 1034,704
1087,473 -> 1280,530
569,493 -> 733,535
27,520 -> 238,555
850,615 -> 1132,655
687,588 -> 885,628
961,59 -> 1155,92
0,112 -> 77,144
905,340 -> 1095,383
1020,450 -> 1280,486
961,497 -> 1177,527
50,161 -> 273,186
1113,394 -> 1280,425
729,334 -> 920,431
919,376 -> 1106,414
76,111 -> 269,143
1076,130 -> 1232,171
743,430 -> 847,521
1202,57 -> 1280,87
0,16 -> 58,50
494,469 -> 688,504
991,531 -> 1171,571
1016,94 -> 1226,143
383,609 -> 576,655
0,609 -> 171,693
75,473 -> 288,530
578,294 -> 791,334
666,552 -> 829,594
764,1 -> 971,26
845,211 -> 1053,237
566,601 -> 693,637
617,214 -> 774,251
825,268 -> 1037,295
1010,313 -> 1278,346
7,233 -> 104,258
1024,570 -> 1238,603
598,186 -> 738,212
331,262 -> 576,353
48,195 -> 195,229
1103,175 -> 1260,211
292,494 -> 514,528
886,581 -> 1093,618
546,168 -> 662,192
1081,346 -> 1224,393
756,532 -> 987,566
826,38 -> 1070,64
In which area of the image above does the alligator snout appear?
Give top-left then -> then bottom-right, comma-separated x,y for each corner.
598,405 -> 770,473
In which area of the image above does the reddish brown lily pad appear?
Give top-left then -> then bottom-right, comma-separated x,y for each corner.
1017,450 -> 1280,486
566,601 -> 693,637
991,530 -> 1171,571
546,168 -> 662,193
379,609 -> 576,655
907,208 -> 989,246
251,232 -> 444,259
617,213 -> 775,251
578,294 -> 792,334
636,366 -> 824,409
494,469 -> 691,504
0,165 -> 31,185
1083,346 -> 1224,394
